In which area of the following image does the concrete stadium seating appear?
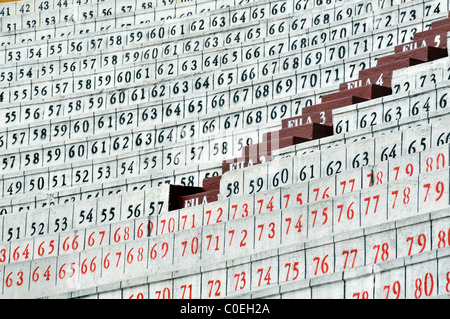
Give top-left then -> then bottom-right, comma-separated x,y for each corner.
0,0 -> 449,299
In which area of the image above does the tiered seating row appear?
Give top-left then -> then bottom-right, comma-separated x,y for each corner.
0,0 -> 218,17
0,185 -> 171,244
271,246 -> 450,299
76,245 -> 450,299
0,0 -> 253,34
76,219 -> 450,299
332,76 -> 449,135
11,0 -> 438,48
0,158 -> 222,216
